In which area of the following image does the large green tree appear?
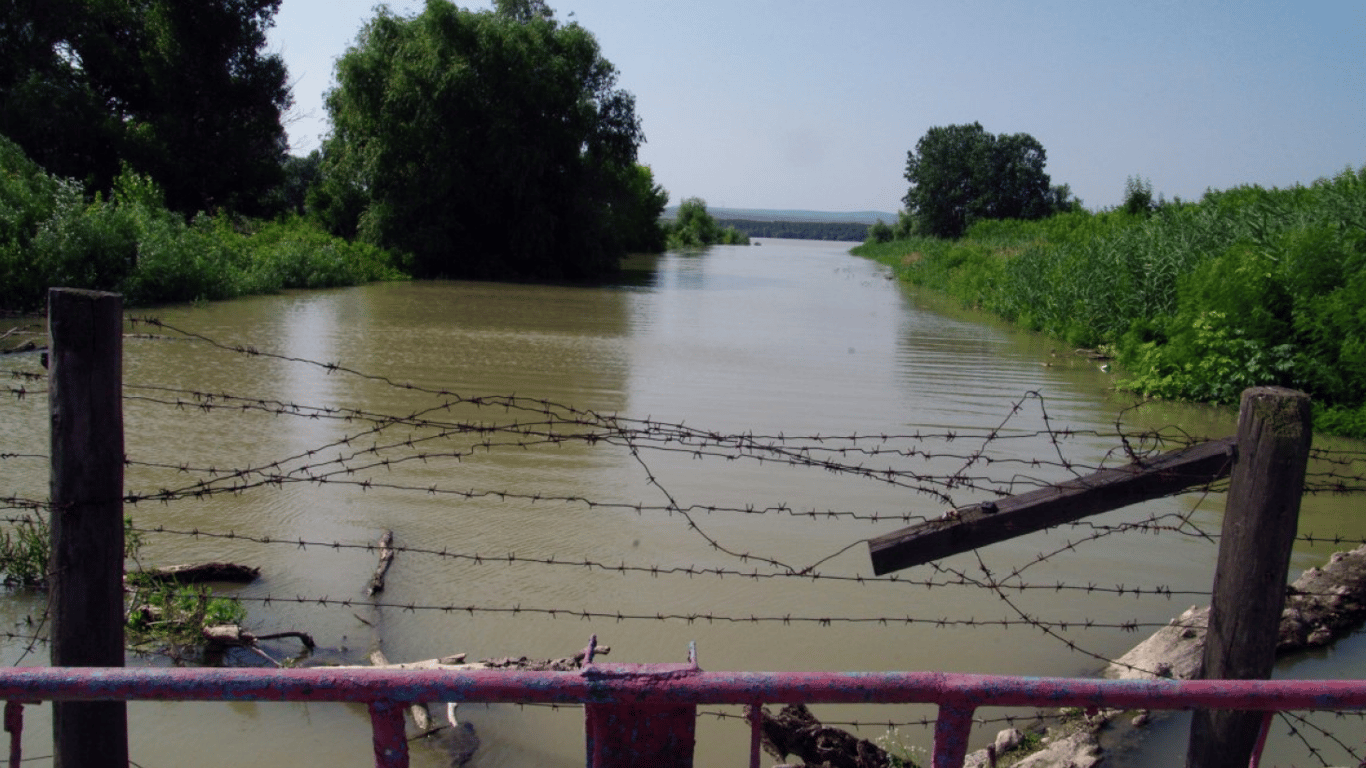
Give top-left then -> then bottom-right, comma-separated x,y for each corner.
0,0 -> 291,215
903,122 -> 1065,238
312,0 -> 653,279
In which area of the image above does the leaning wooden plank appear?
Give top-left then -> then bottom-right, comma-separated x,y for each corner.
867,436 -> 1236,575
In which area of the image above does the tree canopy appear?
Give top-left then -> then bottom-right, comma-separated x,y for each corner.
311,0 -> 661,280
0,0 -> 292,216
902,122 -> 1069,238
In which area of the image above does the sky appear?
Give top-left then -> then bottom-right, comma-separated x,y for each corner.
268,0 -> 1364,214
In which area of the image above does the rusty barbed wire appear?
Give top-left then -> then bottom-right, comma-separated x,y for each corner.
221,592 -> 1161,631
1277,709 -> 1364,767
696,706 -> 1055,733
118,523 -> 1212,598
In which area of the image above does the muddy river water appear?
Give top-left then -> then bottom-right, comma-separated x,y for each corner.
2,239 -> 1363,766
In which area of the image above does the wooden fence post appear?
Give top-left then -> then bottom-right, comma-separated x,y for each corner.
1187,387 -> 1311,768
48,288 -> 128,768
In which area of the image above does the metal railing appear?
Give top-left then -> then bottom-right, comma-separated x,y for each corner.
3,660 -> 1365,768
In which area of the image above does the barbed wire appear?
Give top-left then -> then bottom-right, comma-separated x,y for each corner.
110,523 -> 1209,597
1277,709 -> 1364,767
224,593 -> 1161,631
4,315 -> 1366,762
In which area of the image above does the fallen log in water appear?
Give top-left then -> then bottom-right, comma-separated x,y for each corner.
366,531 -> 395,596
325,645 -> 609,672
202,625 -> 316,650
132,562 -> 260,585
756,703 -> 891,768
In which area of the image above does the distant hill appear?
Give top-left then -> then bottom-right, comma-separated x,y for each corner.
662,207 -> 897,226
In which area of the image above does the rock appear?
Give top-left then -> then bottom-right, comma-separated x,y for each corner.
1131,711 -> 1150,727
993,727 -> 1024,754
440,721 -> 480,767
1011,730 -> 1102,768
1103,605 -> 1207,680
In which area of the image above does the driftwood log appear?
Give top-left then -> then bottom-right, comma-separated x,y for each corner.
202,625 -> 316,667
366,531 -> 395,596
202,625 -> 315,650
132,562 -> 260,585
756,704 -> 891,768
330,645 -> 609,672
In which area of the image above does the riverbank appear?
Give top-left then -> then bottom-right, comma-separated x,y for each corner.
851,166 -> 1366,438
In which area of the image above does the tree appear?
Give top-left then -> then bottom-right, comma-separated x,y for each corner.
902,122 -> 1062,238
1123,175 -> 1155,215
664,197 -> 749,248
0,0 -> 121,190
866,219 -> 894,244
265,150 -> 323,217
314,0 -> 650,279
607,164 -> 668,254
0,0 -> 292,216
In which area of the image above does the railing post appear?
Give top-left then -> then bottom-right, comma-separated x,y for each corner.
931,702 -> 976,768
583,662 -> 699,768
1187,387 -> 1311,768
5,701 -> 25,768
47,288 -> 128,768
368,701 -> 409,768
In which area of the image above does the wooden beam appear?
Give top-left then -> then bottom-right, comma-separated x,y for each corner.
867,436 -> 1237,575
48,288 -> 128,768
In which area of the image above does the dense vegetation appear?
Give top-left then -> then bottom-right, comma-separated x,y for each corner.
664,198 -> 750,248
311,0 -> 667,280
853,166 -> 1366,437
900,122 -> 1075,239
2,0 -> 673,310
1,0 -> 292,217
716,219 -> 870,242
0,135 -> 401,311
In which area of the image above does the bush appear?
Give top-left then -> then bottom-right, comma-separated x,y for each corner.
0,135 -> 406,310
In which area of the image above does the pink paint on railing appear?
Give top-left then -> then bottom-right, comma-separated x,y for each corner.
3,701 -> 23,768
3,664 -> 1365,768
583,661 -> 700,768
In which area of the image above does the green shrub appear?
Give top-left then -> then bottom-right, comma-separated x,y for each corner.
0,514 -> 49,587
0,134 -> 406,310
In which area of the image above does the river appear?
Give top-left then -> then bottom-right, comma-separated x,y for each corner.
2,238 -> 1364,766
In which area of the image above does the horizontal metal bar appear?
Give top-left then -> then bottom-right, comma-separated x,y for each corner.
0,668 -> 1364,713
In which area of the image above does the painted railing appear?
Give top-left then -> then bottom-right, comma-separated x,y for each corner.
3,660 -> 1365,768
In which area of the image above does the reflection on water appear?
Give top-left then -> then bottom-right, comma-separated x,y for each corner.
2,239 -> 1364,767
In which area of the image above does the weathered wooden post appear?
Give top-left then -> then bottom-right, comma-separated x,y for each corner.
1187,387 -> 1311,768
48,288 -> 128,768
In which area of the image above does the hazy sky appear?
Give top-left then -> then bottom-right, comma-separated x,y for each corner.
269,0 -> 1363,213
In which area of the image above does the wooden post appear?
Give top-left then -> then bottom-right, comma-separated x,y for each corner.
1187,387 -> 1311,768
48,288 -> 128,768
